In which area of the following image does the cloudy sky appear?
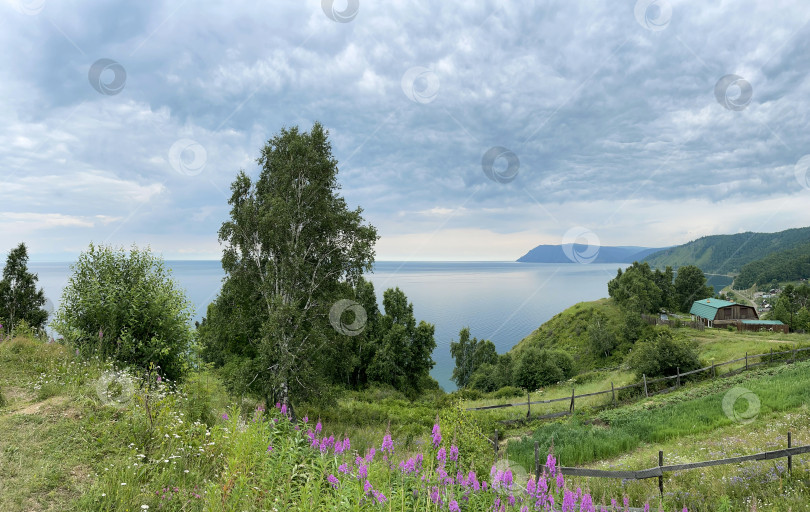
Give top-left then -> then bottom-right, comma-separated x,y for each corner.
2,0 -> 810,262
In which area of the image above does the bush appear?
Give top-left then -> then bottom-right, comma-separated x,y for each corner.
53,244 -> 194,380
626,327 -> 701,379
181,371 -> 231,426
514,348 -> 575,390
489,385 -> 524,399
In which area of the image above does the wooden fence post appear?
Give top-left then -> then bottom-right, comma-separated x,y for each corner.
611,382 -> 616,404
676,367 -> 680,388
570,388 -> 575,413
527,390 -> 531,418
534,441 -> 539,480
770,348 -> 773,363
712,362 -> 716,378
745,352 -> 748,371
659,450 -> 664,497
793,348 -> 798,363
494,430 -> 499,463
643,374 -> 648,398
788,432 -> 792,474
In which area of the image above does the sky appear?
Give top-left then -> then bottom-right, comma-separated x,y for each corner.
2,0 -> 810,262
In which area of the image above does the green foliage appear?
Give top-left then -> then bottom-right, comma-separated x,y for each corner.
489,385 -> 524,399
626,327 -> 701,379
0,385 -> 6,408
607,262 -> 669,313
200,123 -> 380,408
674,265 -> 715,312
52,244 -> 194,380
368,287 -> 437,397
450,327 -> 497,388
512,299 -> 627,373
180,370 -> 231,426
587,311 -> 618,358
0,242 -> 48,331
734,241 -> 810,288
513,347 -> 574,390
768,284 -> 810,330
643,225 -> 810,274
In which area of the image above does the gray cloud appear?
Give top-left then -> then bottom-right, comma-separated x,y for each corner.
2,0 -> 810,261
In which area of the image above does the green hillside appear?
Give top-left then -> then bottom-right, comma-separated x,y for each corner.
734,241 -> 810,288
511,298 -> 626,371
642,226 -> 810,274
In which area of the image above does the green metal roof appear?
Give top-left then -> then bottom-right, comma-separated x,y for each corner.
741,320 -> 784,325
689,298 -> 739,320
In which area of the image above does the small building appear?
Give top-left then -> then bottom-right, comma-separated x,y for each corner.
689,298 -> 759,328
739,319 -> 789,334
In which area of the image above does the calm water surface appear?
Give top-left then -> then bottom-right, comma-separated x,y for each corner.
30,260 -> 625,390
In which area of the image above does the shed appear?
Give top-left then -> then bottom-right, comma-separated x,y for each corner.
689,298 -> 759,328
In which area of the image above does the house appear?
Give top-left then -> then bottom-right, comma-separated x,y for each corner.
689,298 -> 758,328
689,298 -> 789,332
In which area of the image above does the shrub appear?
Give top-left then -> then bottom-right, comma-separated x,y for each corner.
53,244 -> 194,380
514,347 -> 575,390
180,371 -> 232,426
489,385 -> 524,399
626,327 -> 701,379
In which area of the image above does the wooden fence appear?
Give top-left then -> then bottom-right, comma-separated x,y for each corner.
542,433 -> 806,498
466,346 -> 810,422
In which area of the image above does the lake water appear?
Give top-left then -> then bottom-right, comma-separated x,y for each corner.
29,260 -> 625,391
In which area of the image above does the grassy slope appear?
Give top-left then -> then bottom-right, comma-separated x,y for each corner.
510,298 -> 626,372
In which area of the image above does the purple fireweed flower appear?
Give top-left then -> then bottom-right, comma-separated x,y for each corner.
429,487 -> 441,505
521,507 -> 529,512
431,423 -> 442,448
437,447 -> 446,464
526,476 -> 536,495
508,494 -> 515,506
363,480 -> 373,495
556,471 -> 565,490
580,493 -> 594,512
315,421 -> 322,435
449,445 -> 459,462
267,445 -> 273,452
449,500 -> 460,512
399,458 -> 417,474
372,490 -> 387,504
611,499 -> 617,509
537,475 -> 548,494
562,489 -> 576,512
643,504 -> 650,512
342,438 -> 350,453
327,474 -> 339,489
358,464 -> 368,479
546,453 -> 557,476
481,482 -> 488,491
302,415 -> 308,423
624,496 -> 630,511
365,447 -> 376,463
280,403 -> 287,415
381,433 -> 394,454
338,463 -> 349,474
221,413 -> 229,421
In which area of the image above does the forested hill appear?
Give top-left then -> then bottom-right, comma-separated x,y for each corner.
734,241 -> 810,288
517,245 -> 662,263
642,226 -> 810,274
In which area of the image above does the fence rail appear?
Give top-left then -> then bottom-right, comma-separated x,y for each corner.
466,346 -> 810,419
514,432 -> 805,502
